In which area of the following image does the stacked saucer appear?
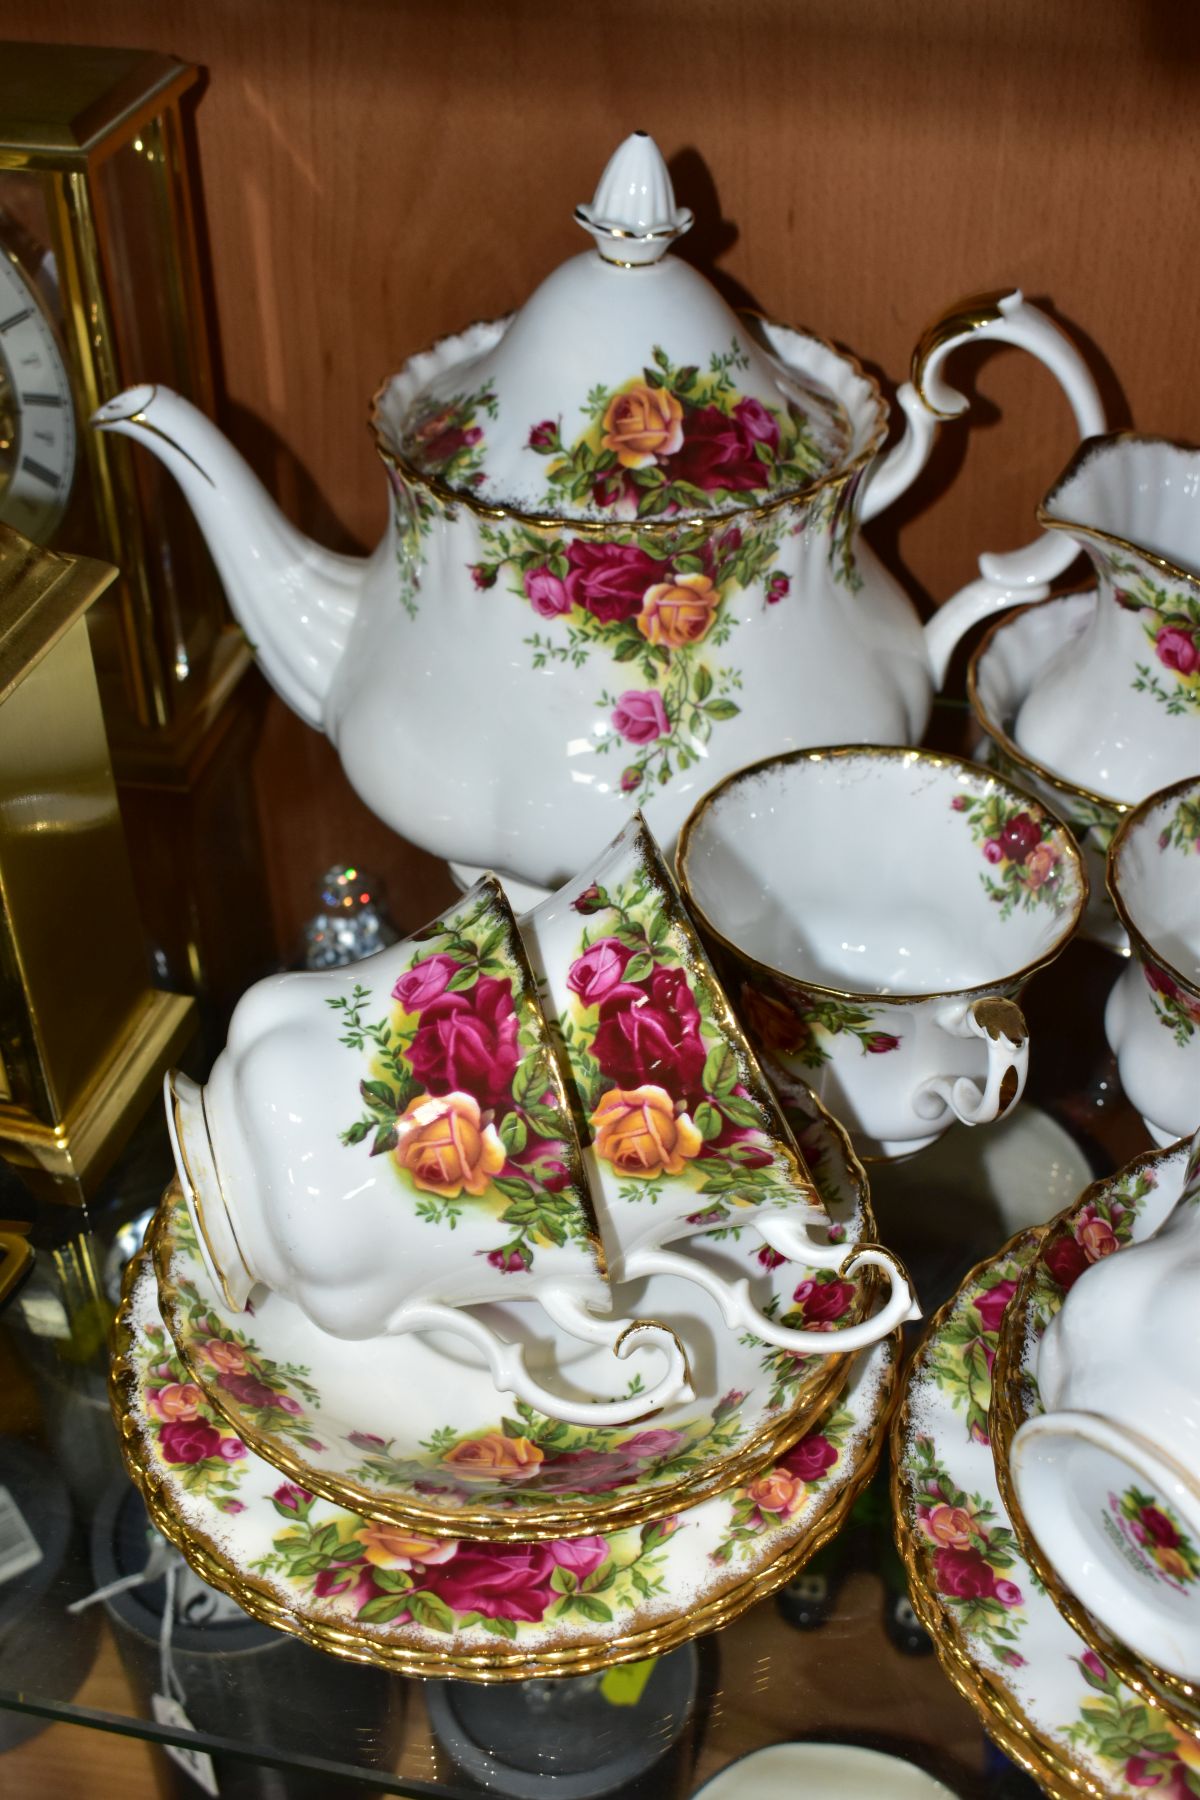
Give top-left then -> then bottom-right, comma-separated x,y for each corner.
893,1137 -> 1200,1795
111,816 -> 912,1680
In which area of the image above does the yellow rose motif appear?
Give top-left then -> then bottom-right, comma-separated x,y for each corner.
1155,1545 -> 1191,1585
601,384 -> 684,469
393,1091 -> 506,1198
745,1468 -> 805,1515
637,573 -> 719,648
199,1338 -> 247,1375
442,1433 -> 545,1482
151,1381 -> 203,1423
590,1085 -> 704,1179
354,1520 -> 458,1568
926,1503 -> 974,1549
1024,841 -> 1060,890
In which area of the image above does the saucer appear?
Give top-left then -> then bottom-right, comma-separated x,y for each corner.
893,1232 -> 1197,1797
112,1248 -> 895,1681
970,591 -> 1129,953
990,1139 -> 1199,1728
692,1741 -> 962,1799
152,1083 -> 877,1543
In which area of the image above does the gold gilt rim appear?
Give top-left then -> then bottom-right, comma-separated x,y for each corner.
966,590 -> 1133,819
675,744 -> 1089,1009
150,1108 -> 878,1545
112,1249 -> 898,1682
1037,431 -> 1200,587
481,871 -> 609,1278
988,1152 -> 1200,1734
910,289 -> 1026,422
890,1229 -> 1112,1800
366,309 -> 890,539
1106,773 -> 1200,1003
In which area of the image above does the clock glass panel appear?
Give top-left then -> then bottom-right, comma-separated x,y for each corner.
0,189 -> 76,543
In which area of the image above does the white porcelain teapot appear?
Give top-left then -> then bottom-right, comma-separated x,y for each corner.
94,133 -> 1104,895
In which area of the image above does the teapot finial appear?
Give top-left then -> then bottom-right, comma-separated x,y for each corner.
575,131 -> 693,266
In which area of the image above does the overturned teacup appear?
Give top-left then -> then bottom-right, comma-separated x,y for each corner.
676,746 -> 1086,1158
524,814 -> 918,1351
166,876 -> 689,1425
1012,1129 -> 1200,1683
1105,773 -> 1200,1145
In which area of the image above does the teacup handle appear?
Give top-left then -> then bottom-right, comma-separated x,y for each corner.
388,1293 -> 693,1427
913,996 -> 1028,1127
860,289 -> 1106,686
622,1237 -> 919,1354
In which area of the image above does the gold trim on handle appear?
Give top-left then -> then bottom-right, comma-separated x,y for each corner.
910,290 -> 1018,419
970,996 -> 1028,1046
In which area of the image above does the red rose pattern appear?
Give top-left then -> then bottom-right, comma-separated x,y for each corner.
158,1418 -> 225,1465
781,1433 -> 838,1483
563,540 -> 663,625
972,1279 -> 1016,1338
406,974 -> 520,1112
998,813 -> 1043,865
566,938 -> 634,1008
590,964 -> 708,1102
423,1536 -> 608,1623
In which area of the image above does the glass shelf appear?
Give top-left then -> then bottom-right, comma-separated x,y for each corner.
0,935 -> 1142,1798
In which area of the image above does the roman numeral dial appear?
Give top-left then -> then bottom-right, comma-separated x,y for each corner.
0,250 -> 76,543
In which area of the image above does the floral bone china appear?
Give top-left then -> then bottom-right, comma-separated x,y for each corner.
893,1234 -> 1197,1800
165,875 -> 691,1426
113,1243 -> 897,1680
1011,1132 -> 1200,1684
1012,435 -> 1200,802
148,1080 -> 884,1541
525,813 -> 917,1346
990,1137 -> 1200,1726
969,592 -> 1129,953
93,131 -> 1103,894
1104,774 -> 1200,1146
676,746 -> 1087,1158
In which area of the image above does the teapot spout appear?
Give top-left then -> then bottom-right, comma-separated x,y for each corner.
93,385 -> 364,729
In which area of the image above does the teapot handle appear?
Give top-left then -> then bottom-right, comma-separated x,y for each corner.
859,290 -> 1106,687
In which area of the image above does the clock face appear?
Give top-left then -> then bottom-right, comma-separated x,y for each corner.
0,249 -> 76,542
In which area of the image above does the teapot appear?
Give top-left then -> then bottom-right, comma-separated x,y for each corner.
93,133 -> 1104,896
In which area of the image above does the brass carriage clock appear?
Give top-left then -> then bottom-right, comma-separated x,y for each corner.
0,45 -> 274,1019
0,43 -> 249,743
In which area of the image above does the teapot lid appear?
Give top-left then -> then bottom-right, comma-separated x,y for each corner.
385,134 -> 868,523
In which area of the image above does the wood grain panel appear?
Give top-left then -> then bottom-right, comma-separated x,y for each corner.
6,0 -> 1200,944
7,0 -> 1199,599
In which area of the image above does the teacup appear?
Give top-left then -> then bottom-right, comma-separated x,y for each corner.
676,746 -> 1087,1158
1105,774 -> 1200,1145
524,813 -> 918,1354
1012,1130 -> 1200,1682
165,875 -> 690,1425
